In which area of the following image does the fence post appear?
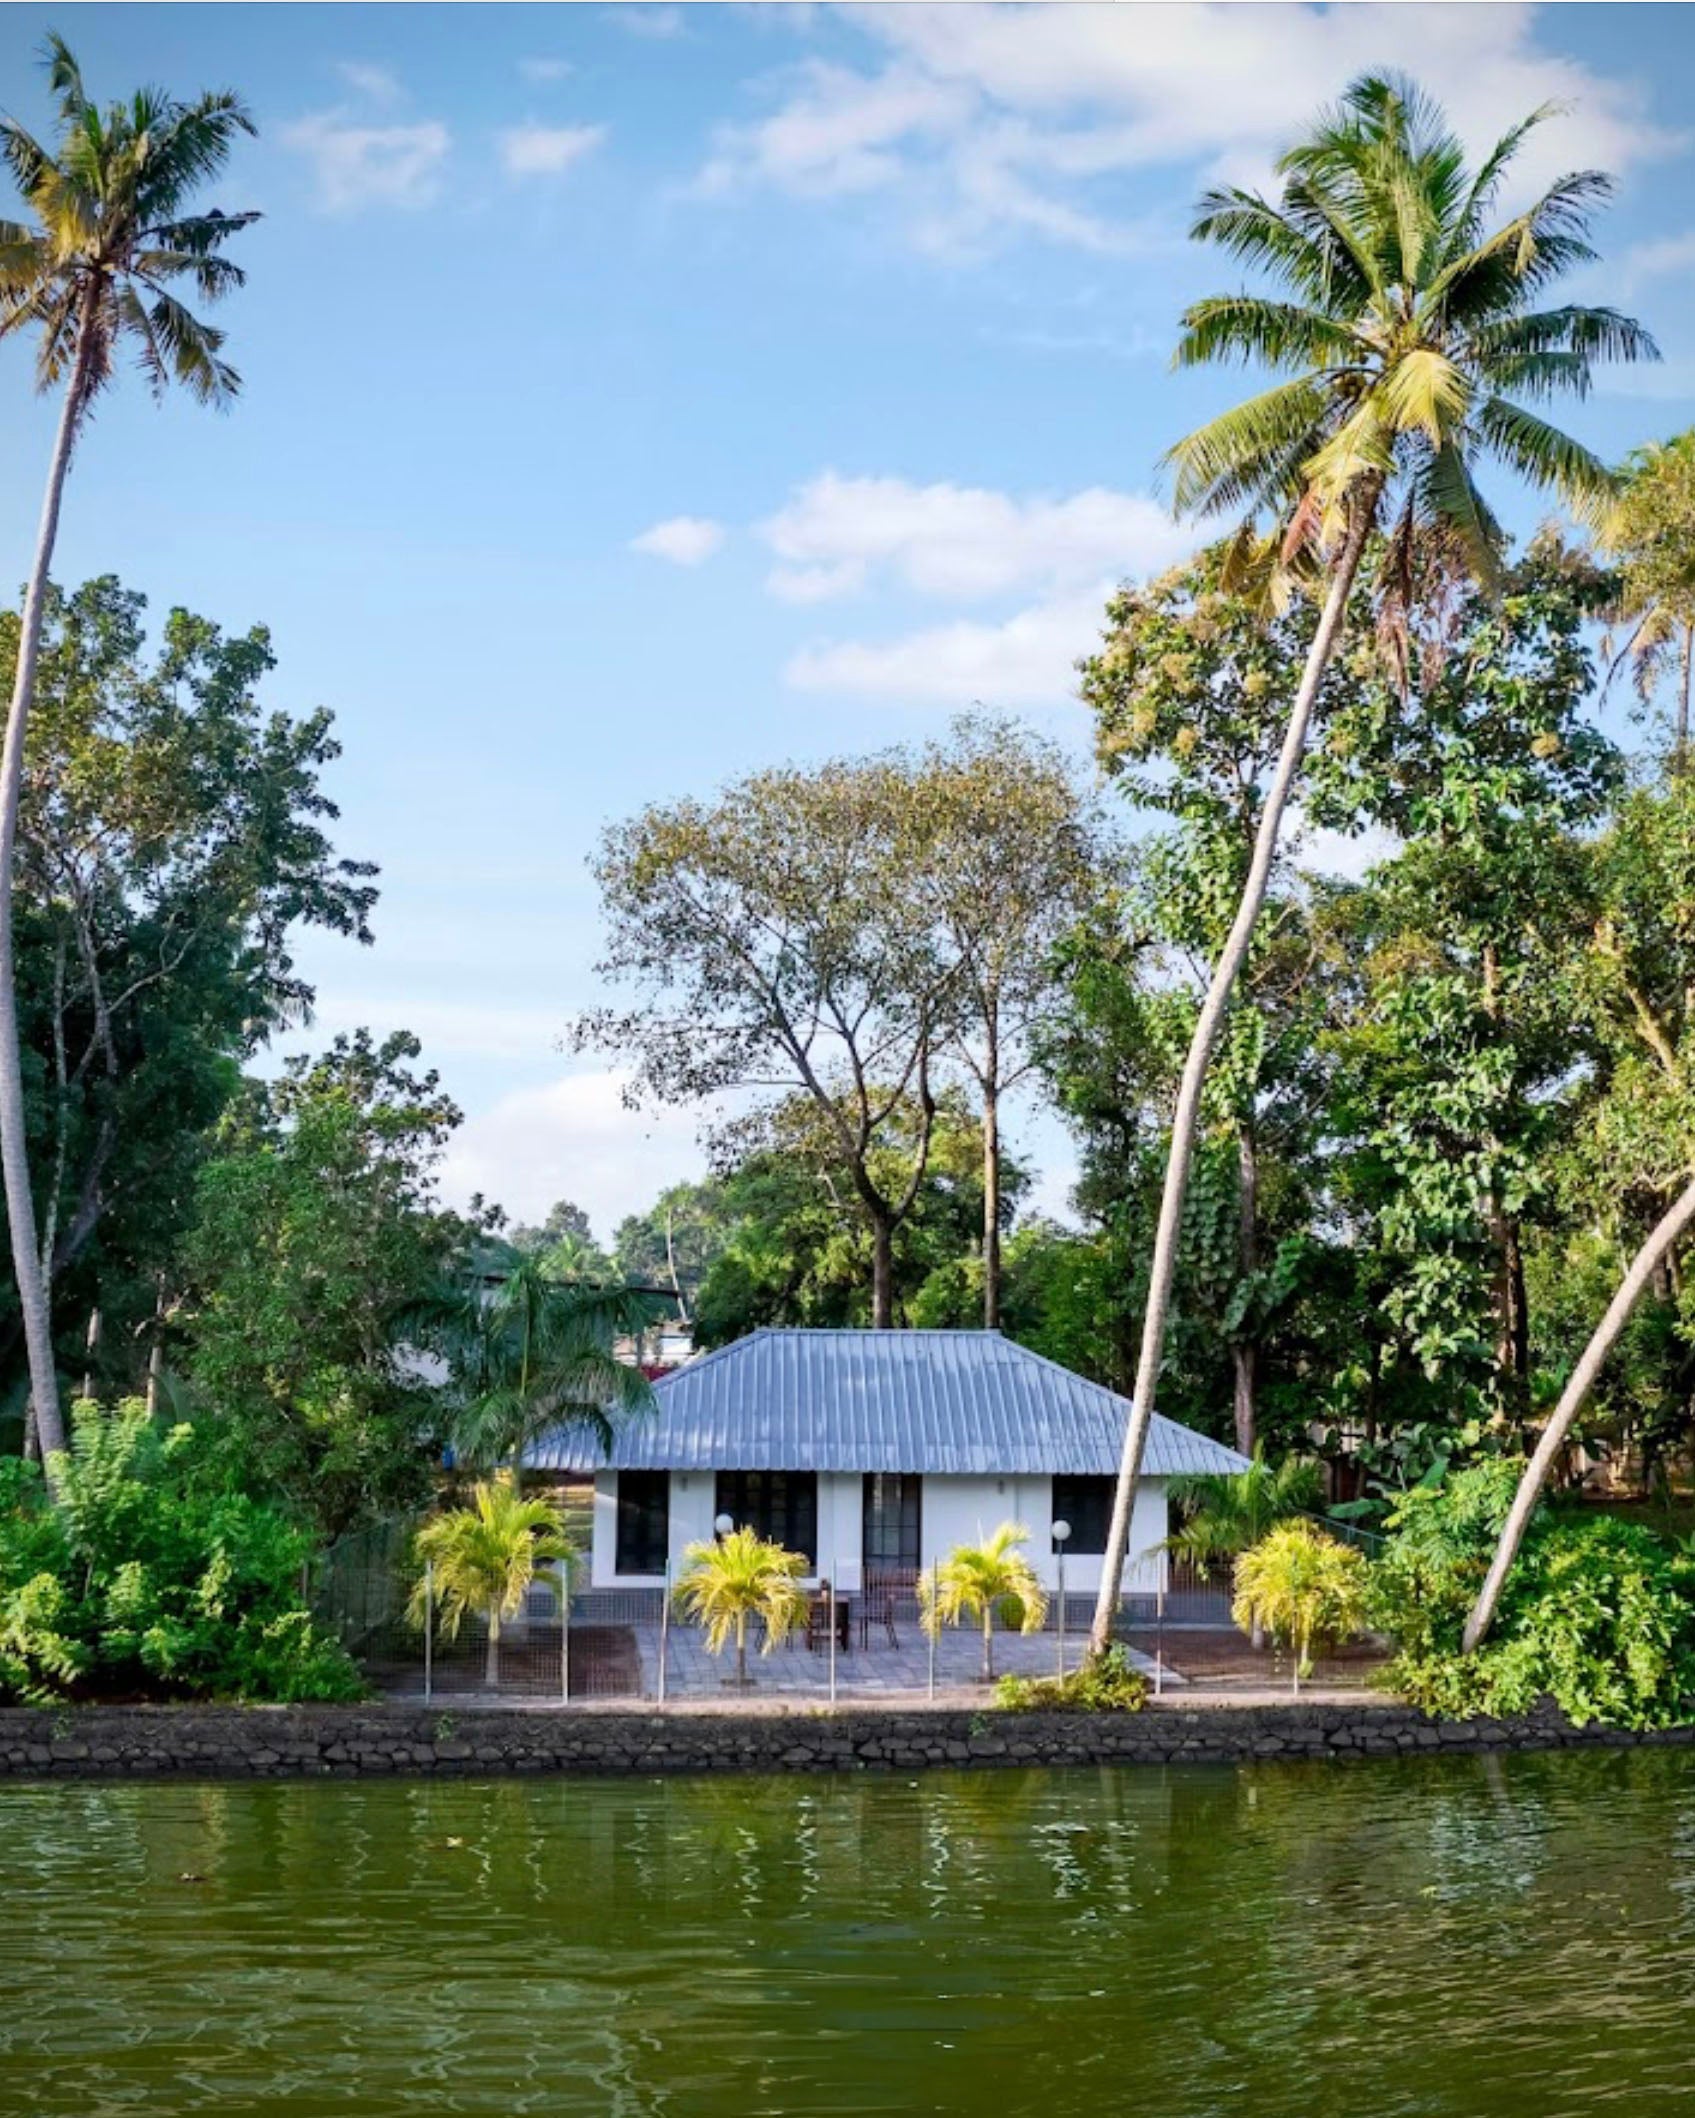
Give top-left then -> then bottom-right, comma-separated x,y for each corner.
927,1563 -> 937,1701
1056,1545 -> 1066,1679
559,1559 -> 571,1706
657,1560 -> 670,1707
423,1560 -> 434,1707
828,1565 -> 838,1707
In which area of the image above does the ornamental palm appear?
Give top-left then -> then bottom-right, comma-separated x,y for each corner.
0,38 -> 256,1467
673,1526 -> 810,1686
1165,1449 -> 1324,1576
410,1478 -> 575,1689
919,1522 -> 1048,1683
1090,71 -> 1656,1655
1231,1522 -> 1367,1691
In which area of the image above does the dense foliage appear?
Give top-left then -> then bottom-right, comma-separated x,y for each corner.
0,1404 -> 362,1704
1372,1464 -> 1695,1728
995,1643 -> 1149,1714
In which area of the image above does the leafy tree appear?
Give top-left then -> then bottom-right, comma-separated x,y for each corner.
0,37 -> 257,1466
673,1524 -> 810,1686
1231,1521 -> 1367,1685
692,1089 -> 1024,1345
1091,70 -> 1653,1654
1602,430 -> 1695,765
902,716 -> 1103,1326
179,1031 -> 463,1538
612,1180 -> 730,1323
919,1522 -> 1048,1682
409,1477 -> 574,1689
581,758 -> 952,1326
0,1403 -> 361,1703
0,577 -> 376,1436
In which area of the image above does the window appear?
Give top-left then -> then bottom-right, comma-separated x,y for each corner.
1051,1475 -> 1115,1556
615,1471 -> 670,1577
714,1471 -> 817,1567
862,1474 -> 922,1571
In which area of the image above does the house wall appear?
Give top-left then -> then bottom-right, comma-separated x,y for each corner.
590,1469 -> 1168,1594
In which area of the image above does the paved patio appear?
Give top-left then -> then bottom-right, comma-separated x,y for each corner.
632,1622 -> 1179,1700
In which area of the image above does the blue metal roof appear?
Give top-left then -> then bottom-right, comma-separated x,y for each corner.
525,1328 -> 1250,1479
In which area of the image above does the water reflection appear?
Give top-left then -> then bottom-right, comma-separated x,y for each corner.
2,1749 -> 1693,2115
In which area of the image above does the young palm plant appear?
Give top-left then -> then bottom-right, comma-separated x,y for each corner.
673,1525 -> 810,1687
1232,1521 -> 1368,1692
920,1522 -> 1048,1683
1089,70 -> 1656,1655
410,1478 -> 575,1689
1165,1449 -> 1324,1576
407,1244 -> 659,1476
0,38 -> 256,1467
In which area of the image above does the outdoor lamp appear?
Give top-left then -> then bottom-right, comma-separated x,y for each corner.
714,1513 -> 735,1539
1052,1519 -> 1071,1679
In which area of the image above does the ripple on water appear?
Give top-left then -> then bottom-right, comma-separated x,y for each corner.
3,1749 -> 1695,2117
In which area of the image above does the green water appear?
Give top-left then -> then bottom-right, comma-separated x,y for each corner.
3,1750 -> 1693,2117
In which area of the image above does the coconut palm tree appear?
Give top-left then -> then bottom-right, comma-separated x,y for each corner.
410,1478 -> 575,1689
1602,431 -> 1695,767
0,38 -> 256,1466
673,1525 -> 810,1686
1088,70 -> 1657,1655
1232,1521 -> 1367,1691
919,1522 -> 1048,1683
407,1244 -> 659,1475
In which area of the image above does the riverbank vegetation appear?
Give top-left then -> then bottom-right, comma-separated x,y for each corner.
0,44 -> 1693,1718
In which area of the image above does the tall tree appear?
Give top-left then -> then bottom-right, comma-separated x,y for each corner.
906,717 -> 1100,1328
0,37 -> 256,1464
0,577 -> 376,1422
580,759 -> 950,1327
1088,71 -> 1653,1654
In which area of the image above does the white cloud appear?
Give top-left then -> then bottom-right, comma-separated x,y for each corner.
519,57 -> 575,84
282,110 -> 450,212
631,515 -> 727,566
701,3 -> 1681,253
441,1069 -> 704,1235
335,61 -> 402,105
1619,231 -> 1695,291
785,584 -> 1111,708
500,122 -> 608,178
607,5 -> 686,38
762,472 -> 1187,602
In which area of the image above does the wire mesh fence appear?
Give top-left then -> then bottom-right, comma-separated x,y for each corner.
306,1516 -> 1308,1705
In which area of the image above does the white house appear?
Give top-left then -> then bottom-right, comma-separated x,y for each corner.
525,1327 -> 1250,1602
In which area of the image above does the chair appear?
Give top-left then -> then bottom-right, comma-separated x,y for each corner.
807,1582 -> 849,1653
858,1570 -> 904,1650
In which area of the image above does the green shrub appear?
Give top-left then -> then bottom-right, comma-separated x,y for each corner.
994,1644 -> 1149,1713
1371,1462 -> 1695,1729
0,1403 -> 363,1705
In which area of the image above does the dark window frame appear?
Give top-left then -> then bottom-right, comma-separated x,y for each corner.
614,1470 -> 670,1576
714,1471 -> 818,1568
1051,1474 -> 1115,1557
862,1473 -> 922,1571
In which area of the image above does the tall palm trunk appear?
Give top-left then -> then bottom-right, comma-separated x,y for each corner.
1088,498 -> 1377,1656
1462,1172 -> 1695,1652
1,320 -> 95,1476
982,1067 -> 1001,1329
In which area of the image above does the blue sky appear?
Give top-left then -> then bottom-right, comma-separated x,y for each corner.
3,3 -> 1694,1239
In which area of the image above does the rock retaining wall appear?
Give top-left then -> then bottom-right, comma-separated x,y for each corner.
1,1698 -> 1691,1781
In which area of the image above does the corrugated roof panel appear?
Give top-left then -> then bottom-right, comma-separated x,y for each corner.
525,1328 -> 1250,1480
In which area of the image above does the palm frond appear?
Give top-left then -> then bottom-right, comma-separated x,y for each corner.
1164,375 -> 1331,517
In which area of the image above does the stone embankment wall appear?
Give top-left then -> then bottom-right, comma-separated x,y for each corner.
1,1699 -> 1690,1780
